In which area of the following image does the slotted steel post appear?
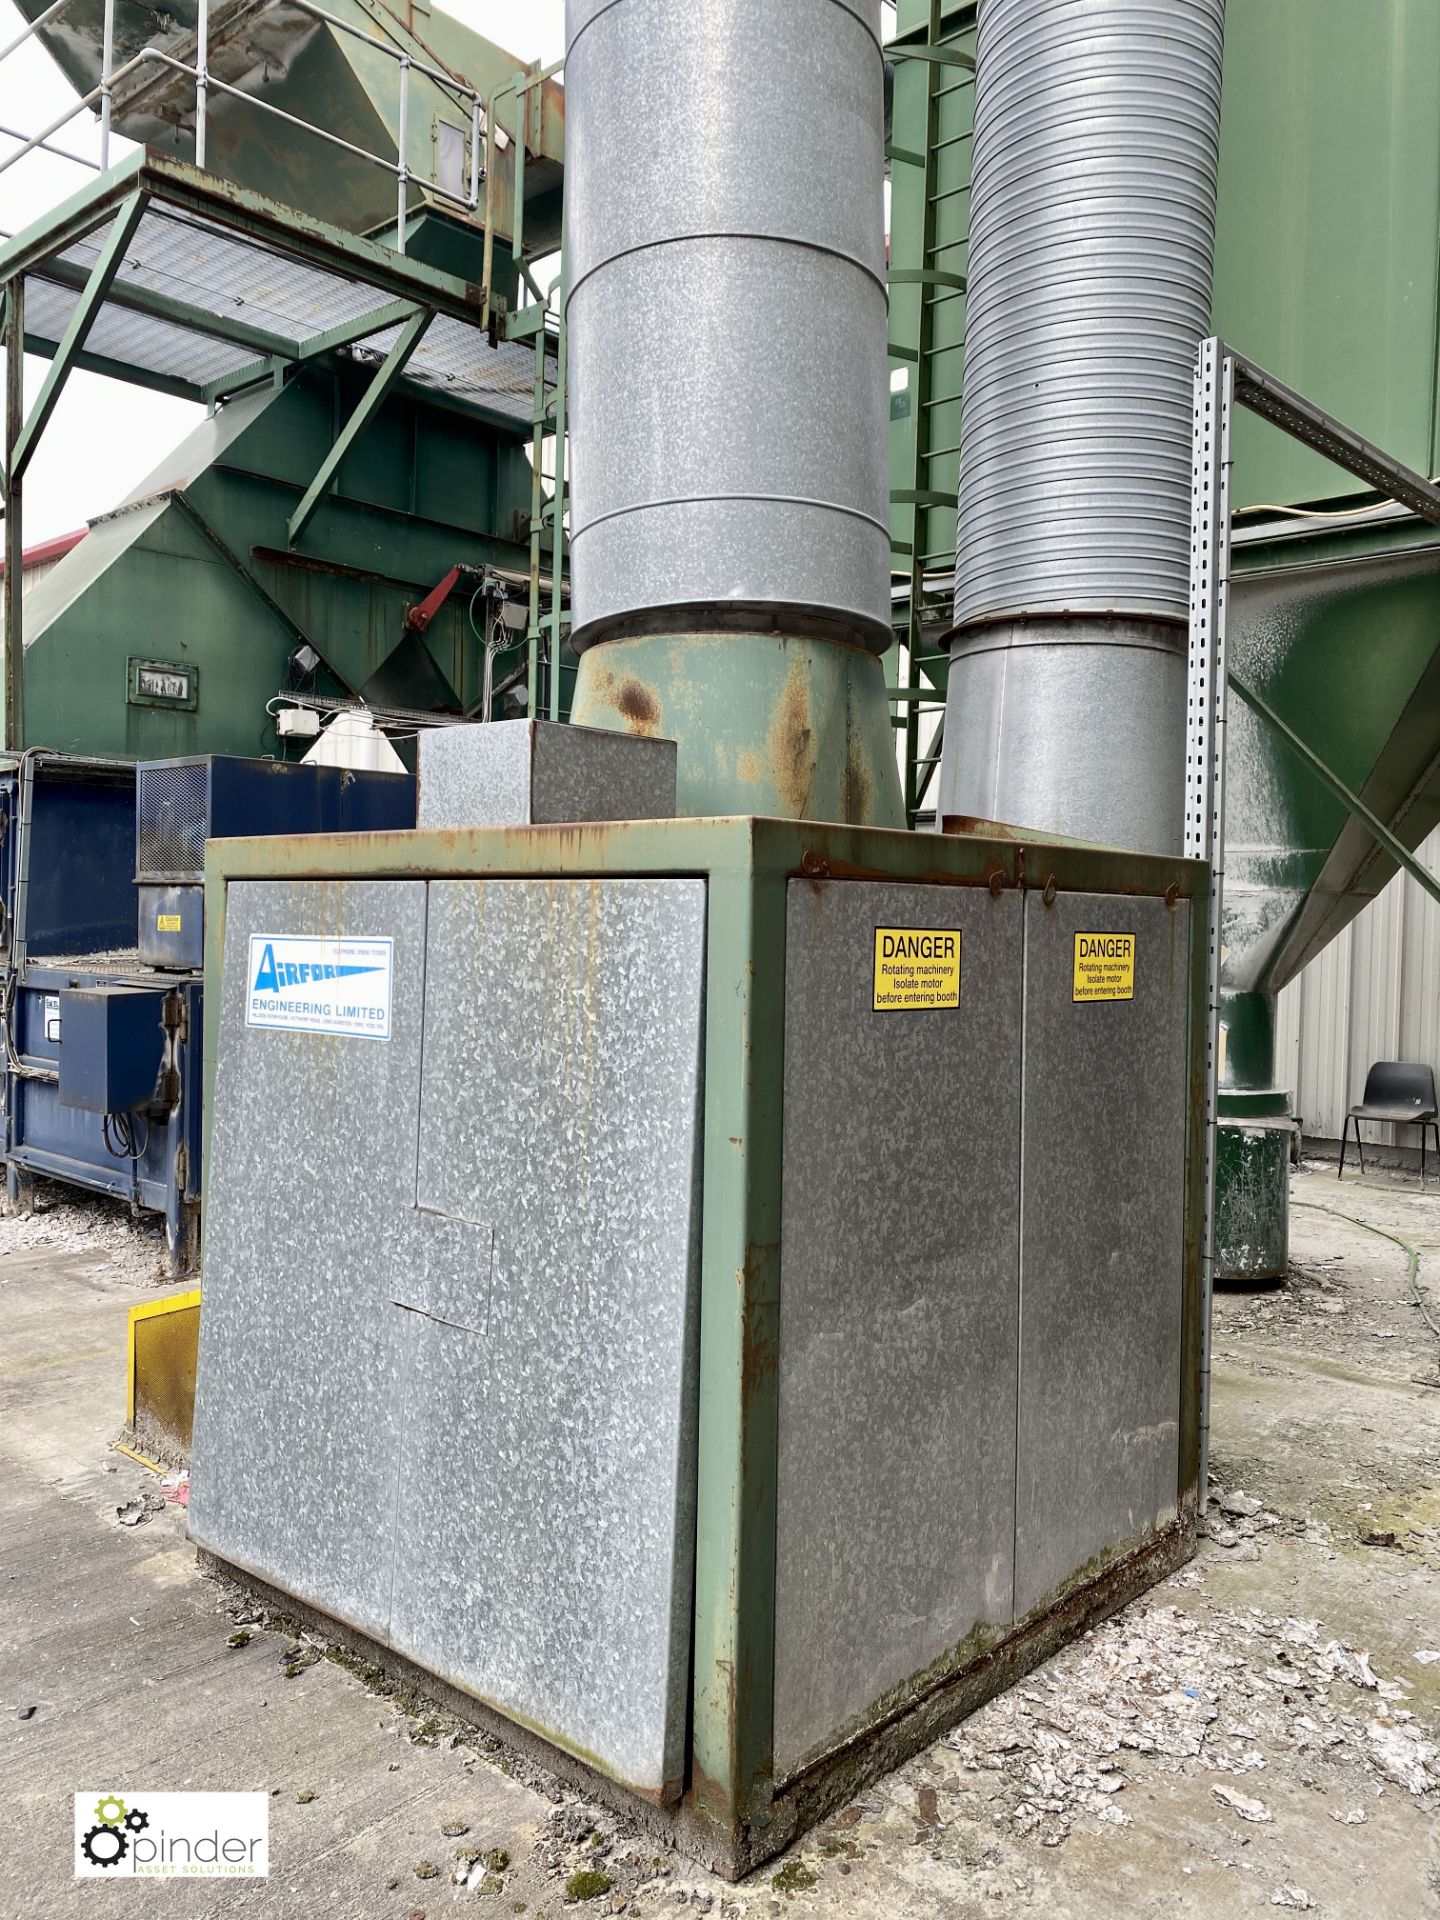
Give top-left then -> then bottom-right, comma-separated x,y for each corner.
1185,336 -> 1233,1509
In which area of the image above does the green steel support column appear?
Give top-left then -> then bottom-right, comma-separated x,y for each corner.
3,277 -> 22,750
690,834 -> 786,1843
11,188 -> 146,481
287,306 -> 433,546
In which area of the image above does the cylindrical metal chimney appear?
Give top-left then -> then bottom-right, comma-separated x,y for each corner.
937,0 -> 1226,854
564,0 -> 904,827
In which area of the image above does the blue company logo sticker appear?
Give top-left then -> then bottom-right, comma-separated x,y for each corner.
245,934 -> 393,1041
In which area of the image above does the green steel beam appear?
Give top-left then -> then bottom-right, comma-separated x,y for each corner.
0,148 -> 146,285
888,267 -> 968,291
30,256 -> 300,361
0,152 -> 487,329
200,355 -> 289,408
1229,670 -> 1440,913
12,190 -> 148,482
287,307 -> 434,547
294,299 -> 422,361
21,329 -> 204,403
889,43 -> 976,67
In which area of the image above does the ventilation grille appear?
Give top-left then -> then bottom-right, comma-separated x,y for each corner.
137,763 -> 209,880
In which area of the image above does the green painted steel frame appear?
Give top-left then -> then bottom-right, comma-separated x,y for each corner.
201,816 -> 1209,1859
287,305 -> 434,545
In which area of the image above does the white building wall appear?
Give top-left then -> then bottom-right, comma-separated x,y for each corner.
1277,825 -> 1440,1145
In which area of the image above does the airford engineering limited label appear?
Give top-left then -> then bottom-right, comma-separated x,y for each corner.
1073,931 -> 1136,1003
873,926 -> 961,1012
245,935 -> 393,1040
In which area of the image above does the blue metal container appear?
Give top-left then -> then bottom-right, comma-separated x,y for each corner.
135,756 -> 417,968
0,752 -> 136,963
8,963 -> 202,1269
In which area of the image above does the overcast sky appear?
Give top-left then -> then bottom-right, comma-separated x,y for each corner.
0,0 -> 565,545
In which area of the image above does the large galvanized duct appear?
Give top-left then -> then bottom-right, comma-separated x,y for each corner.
937,0 -> 1226,855
564,0 -> 903,827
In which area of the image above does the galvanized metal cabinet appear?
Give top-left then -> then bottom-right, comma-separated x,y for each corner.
193,819 -> 1205,1878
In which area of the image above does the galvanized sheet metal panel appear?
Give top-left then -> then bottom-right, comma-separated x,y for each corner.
190,878 -> 428,1641
953,0 -> 1226,628
393,877 -> 706,1797
191,875 -> 708,1798
773,880 -> 1023,1781
563,0 -> 891,650
1014,892 -> 1189,1617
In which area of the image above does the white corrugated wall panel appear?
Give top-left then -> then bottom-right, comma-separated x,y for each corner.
1278,826 -> 1440,1146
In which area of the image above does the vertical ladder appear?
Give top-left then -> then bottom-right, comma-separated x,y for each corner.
886,1 -> 974,826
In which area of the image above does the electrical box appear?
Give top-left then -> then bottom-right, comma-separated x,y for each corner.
56,985 -> 168,1114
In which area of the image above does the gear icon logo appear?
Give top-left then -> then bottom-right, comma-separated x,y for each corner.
79,1793 -> 150,1872
81,1824 -> 129,1869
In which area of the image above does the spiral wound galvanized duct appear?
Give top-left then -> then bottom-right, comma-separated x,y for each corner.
562,0 -> 892,655
938,0 -> 1226,855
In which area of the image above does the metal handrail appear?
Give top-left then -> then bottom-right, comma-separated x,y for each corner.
0,0 -> 498,254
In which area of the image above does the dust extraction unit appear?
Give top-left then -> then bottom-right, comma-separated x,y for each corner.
189,0 -> 1216,1877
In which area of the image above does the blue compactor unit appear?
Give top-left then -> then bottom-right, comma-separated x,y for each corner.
1,751 -> 414,1269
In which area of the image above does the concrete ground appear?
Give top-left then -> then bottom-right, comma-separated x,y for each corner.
2,1167 -> 1438,1918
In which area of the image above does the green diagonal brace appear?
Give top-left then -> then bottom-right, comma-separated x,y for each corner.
889,43 -> 976,68
12,189 -> 147,481
288,307 -> 433,547
1229,671 -> 1440,912
295,299 -> 422,361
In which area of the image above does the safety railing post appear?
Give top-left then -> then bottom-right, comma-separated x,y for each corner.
195,0 -> 209,170
396,55 -> 410,253
99,0 -> 115,166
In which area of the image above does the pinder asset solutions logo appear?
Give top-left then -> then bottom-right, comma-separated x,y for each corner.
75,1792 -> 269,1878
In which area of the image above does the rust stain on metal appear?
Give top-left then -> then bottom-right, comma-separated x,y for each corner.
615,678 -> 662,736
769,657 -> 817,817
842,729 -> 874,825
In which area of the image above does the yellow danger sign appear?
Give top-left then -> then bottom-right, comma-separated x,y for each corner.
873,926 -> 961,1012
1073,931 -> 1135,1003
156,913 -> 182,932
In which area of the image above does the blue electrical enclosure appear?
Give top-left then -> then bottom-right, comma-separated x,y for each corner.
57,985 -> 170,1115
